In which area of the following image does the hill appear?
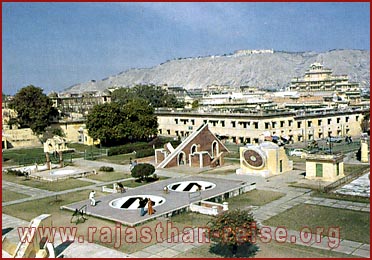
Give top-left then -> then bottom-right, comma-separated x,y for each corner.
64,49 -> 370,93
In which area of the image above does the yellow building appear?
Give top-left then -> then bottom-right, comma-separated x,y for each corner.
155,107 -> 367,144
305,154 -> 345,181
236,142 -> 293,177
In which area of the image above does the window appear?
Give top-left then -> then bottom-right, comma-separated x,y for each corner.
253,122 -> 258,129
336,163 -> 340,176
316,164 -> 323,177
280,121 -> 285,127
175,119 -> 178,124
345,117 -> 349,123
356,115 -> 359,121
318,119 -> 322,126
336,118 -> 340,123
221,121 -> 225,127
231,121 -> 236,128
327,119 -> 331,124
159,129 -> 162,134
265,122 -> 270,129
272,122 -> 276,128
288,120 -> 293,127
167,130 -> 170,135
191,119 -> 195,125
307,121 -> 312,127
297,122 -> 302,128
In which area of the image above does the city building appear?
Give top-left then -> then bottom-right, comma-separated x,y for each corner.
155,107 -> 368,145
289,63 -> 361,102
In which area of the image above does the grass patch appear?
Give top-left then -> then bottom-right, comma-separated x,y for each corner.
263,204 -> 370,244
122,176 -> 169,188
96,154 -> 133,165
2,173 -> 92,191
87,172 -> 131,182
227,189 -> 286,208
311,191 -> 370,203
170,212 -> 213,227
2,190 -> 29,202
2,190 -> 107,222
344,164 -> 370,175
176,239 -> 353,258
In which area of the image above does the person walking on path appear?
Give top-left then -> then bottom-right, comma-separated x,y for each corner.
147,198 -> 155,215
139,198 -> 147,216
89,190 -> 96,206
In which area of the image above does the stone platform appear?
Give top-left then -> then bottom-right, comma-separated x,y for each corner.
61,176 -> 254,226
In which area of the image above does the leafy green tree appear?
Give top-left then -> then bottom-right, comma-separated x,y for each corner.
361,111 -> 370,134
86,99 -> 158,146
112,85 -> 184,108
191,100 -> 199,109
207,209 -> 259,257
8,85 -> 58,135
131,163 -> 155,181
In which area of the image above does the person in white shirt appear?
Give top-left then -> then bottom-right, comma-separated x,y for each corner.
89,190 -> 96,206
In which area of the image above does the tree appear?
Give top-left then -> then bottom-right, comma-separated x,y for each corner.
112,85 -> 184,108
9,85 -> 58,135
361,111 -> 370,134
207,209 -> 259,257
86,99 -> 158,146
131,163 -> 155,181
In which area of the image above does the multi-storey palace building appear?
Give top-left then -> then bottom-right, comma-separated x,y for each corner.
155,107 -> 367,144
289,63 -> 360,95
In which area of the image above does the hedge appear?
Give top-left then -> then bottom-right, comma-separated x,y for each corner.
135,148 -> 155,159
107,139 -> 182,157
99,166 -> 114,172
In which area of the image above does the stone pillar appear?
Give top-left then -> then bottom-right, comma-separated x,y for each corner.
223,202 -> 229,211
212,206 -> 218,215
59,151 -> 64,168
45,153 -> 51,170
361,139 -> 369,163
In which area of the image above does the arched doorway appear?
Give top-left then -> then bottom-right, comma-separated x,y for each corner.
190,144 -> 197,154
211,141 -> 218,158
178,152 -> 186,165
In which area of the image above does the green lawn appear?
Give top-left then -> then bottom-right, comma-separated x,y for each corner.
344,164 -> 370,175
96,153 -> 133,165
311,191 -> 370,203
2,173 -> 92,191
227,189 -> 286,208
122,176 -> 169,188
2,189 -> 30,202
263,204 -> 370,244
175,239 -> 353,258
87,171 -> 131,182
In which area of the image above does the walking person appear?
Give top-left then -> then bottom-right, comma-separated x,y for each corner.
138,198 -> 147,216
147,198 -> 155,215
89,190 -> 96,206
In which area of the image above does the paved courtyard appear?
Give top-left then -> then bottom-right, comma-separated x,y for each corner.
2,157 -> 370,258
61,176 -> 250,226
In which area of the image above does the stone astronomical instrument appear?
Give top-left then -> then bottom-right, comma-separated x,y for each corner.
242,147 -> 266,169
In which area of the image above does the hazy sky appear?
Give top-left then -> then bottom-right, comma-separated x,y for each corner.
3,2 -> 370,95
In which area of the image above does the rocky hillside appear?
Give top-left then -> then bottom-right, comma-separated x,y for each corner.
65,49 -> 370,93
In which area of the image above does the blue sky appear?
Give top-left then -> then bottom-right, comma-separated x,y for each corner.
2,2 -> 370,95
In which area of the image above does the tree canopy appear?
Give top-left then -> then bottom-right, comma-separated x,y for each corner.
8,85 -> 58,135
207,209 -> 259,257
112,85 -> 184,108
131,163 -> 155,181
86,99 -> 158,146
